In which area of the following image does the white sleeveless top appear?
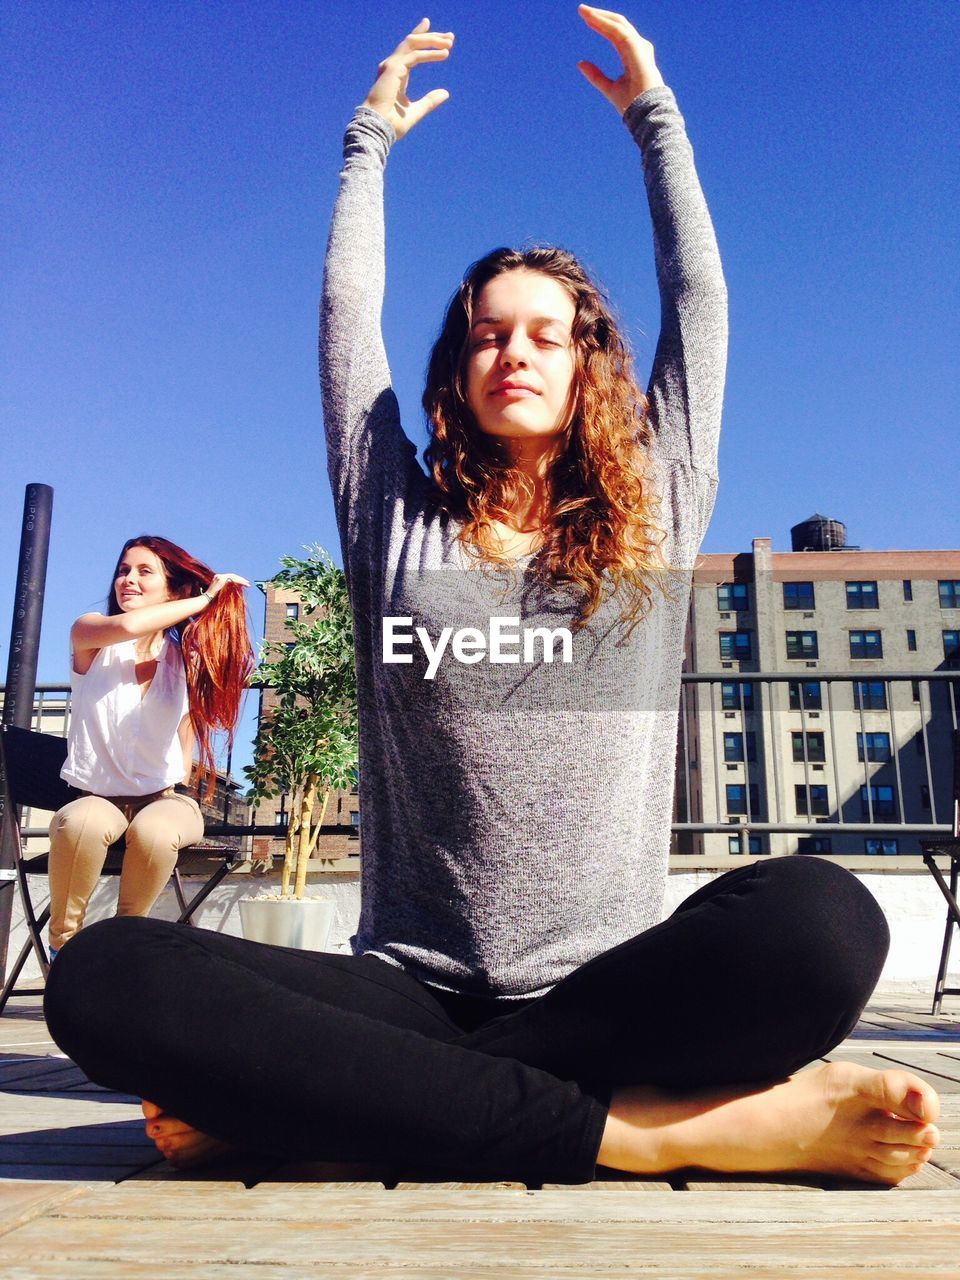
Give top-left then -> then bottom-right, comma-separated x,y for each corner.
62,633 -> 191,796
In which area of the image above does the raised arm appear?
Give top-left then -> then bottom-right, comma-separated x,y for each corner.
319,21 -> 453,531
71,573 -> 248,660
579,6 -> 727,478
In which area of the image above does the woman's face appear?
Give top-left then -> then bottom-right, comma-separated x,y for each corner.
465,270 -> 577,443
114,546 -> 170,612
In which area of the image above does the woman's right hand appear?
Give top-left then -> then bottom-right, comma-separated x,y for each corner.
205,573 -> 249,602
364,18 -> 454,140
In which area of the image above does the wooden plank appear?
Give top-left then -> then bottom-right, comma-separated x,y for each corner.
253,1160 -> 391,1186
0,1143 -> 154,1166
0,1265 -> 954,1280
0,1164 -> 138,1181
0,1183 -> 86,1235
880,1010 -> 960,1034
854,1015 -> 953,1042
128,1161 -> 260,1187
681,1177 -> 822,1192
393,1181 -> 526,1190
0,1033 -> 61,1053
0,1122 -> 152,1148
824,1047 -> 960,1092
47,1186 -> 960,1222
542,1180 -> 674,1191
287,1181 -> 387,1191
0,1059 -> 90,1089
899,1164 -> 960,1189
2,1215 -> 960,1271
872,1050 -> 960,1089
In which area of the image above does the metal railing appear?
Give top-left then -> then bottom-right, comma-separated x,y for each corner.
6,673 -> 959,854
675,671 -> 958,853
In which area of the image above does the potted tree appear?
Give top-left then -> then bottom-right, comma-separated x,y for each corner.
240,546 -> 359,950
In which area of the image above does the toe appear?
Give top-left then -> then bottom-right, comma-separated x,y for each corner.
872,1115 -> 940,1148
859,1155 -> 916,1185
905,1082 -> 941,1125
869,1142 -> 932,1166
147,1116 -> 195,1140
874,1072 -> 941,1124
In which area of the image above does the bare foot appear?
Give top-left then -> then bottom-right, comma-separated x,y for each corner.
600,1061 -> 942,1186
141,1099 -> 238,1169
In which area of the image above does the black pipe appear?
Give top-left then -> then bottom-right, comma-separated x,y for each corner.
0,484 -> 54,983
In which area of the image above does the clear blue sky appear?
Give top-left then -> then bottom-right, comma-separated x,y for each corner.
2,0 -> 958,768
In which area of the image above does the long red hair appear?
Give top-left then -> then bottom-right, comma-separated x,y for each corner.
108,535 -> 254,797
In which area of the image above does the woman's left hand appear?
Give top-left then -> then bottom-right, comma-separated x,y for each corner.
577,5 -> 664,115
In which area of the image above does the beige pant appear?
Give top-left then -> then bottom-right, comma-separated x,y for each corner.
48,790 -> 205,951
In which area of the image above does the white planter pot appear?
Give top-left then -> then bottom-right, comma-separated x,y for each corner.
238,896 -> 336,952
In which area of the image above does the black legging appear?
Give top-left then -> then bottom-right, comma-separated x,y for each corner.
44,856 -> 888,1184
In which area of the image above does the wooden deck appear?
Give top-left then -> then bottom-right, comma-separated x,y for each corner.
0,988 -> 958,1276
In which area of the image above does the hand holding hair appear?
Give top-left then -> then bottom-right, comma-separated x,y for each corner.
203,572 -> 250,604
364,17 -> 454,139
577,5 -> 664,114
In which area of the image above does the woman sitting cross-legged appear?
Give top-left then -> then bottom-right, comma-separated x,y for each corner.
45,9 -> 940,1185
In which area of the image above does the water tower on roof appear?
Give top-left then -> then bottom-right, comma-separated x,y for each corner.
790,514 -> 847,553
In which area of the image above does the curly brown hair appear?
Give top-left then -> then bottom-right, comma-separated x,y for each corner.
422,246 -> 667,632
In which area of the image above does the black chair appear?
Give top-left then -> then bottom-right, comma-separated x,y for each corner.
0,723 -> 241,1014
920,730 -> 960,1016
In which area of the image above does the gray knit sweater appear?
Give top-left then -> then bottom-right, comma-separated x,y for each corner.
319,86 -> 727,998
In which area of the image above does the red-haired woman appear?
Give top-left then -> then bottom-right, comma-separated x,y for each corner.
46,9 -> 940,1186
47,536 -> 252,957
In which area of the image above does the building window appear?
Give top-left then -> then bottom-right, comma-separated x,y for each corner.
349,810 -> 361,838
726,784 -> 760,816
723,732 -> 757,763
911,680 -> 921,703
860,785 -> 896,819
789,680 -> 822,711
285,603 -> 300,620
717,583 -> 749,612
285,641 -> 297,653
797,836 -> 833,854
849,630 -> 882,659
939,581 -> 960,609
903,580 -> 913,602
786,631 -> 818,660
721,681 -> 754,711
846,581 -> 879,609
865,838 -> 899,855
943,631 -> 960,660
853,680 -> 887,711
921,784 -> 931,810
795,784 -> 829,816
728,835 -> 763,855
350,768 -> 359,795
792,731 -> 825,763
857,732 -> 891,762
906,629 -> 917,652
782,582 -> 815,611
719,631 -> 752,661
